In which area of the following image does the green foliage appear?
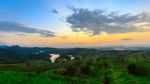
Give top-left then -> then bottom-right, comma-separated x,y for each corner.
0,50 -> 150,84
128,63 -> 150,75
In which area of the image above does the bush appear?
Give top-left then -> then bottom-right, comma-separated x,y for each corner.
103,76 -> 110,84
62,63 -> 94,77
62,65 -> 80,76
80,65 -> 94,76
102,61 -> 109,68
127,63 -> 150,75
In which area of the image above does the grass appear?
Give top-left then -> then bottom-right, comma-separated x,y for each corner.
0,51 -> 150,84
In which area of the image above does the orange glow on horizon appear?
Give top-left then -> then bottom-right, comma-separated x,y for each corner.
1,31 -> 150,47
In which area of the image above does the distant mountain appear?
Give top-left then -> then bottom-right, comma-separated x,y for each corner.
0,45 -> 150,62
98,47 -> 150,50
0,45 -> 9,48
0,45 -> 61,62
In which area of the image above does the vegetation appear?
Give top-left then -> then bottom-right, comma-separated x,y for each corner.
0,46 -> 150,84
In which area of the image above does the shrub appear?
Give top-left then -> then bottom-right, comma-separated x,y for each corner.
127,63 -> 150,75
80,65 -> 93,76
62,63 -> 94,76
62,65 -> 80,76
103,76 -> 110,84
102,62 -> 109,68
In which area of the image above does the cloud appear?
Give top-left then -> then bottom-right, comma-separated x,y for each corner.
0,21 -> 55,37
59,16 -> 65,22
66,8 -> 150,35
0,41 -> 5,45
16,33 -> 27,36
121,38 -> 133,41
62,36 -> 69,40
51,9 -> 58,14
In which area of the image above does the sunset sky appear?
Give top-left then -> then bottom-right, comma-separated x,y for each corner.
0,0 -> 150,47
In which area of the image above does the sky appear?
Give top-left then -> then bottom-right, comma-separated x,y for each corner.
0,0 -> 150,47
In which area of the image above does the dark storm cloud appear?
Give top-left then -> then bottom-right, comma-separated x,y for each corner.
66,8 -> 150,35
0,21 -> 55,37
51,9 -> 58,14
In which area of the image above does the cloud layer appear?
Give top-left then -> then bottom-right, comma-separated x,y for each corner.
66,8 -> 150,35
0,21 -> 55,37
